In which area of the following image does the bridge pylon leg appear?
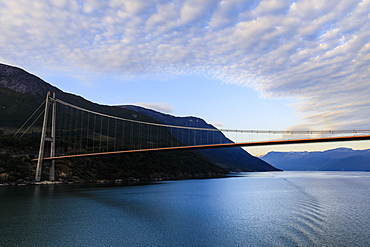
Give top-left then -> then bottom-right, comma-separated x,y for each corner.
49,92 -> 56,181
35,92 -> 56,182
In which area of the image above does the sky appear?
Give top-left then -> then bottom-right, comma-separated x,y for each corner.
1,0 -> 370,155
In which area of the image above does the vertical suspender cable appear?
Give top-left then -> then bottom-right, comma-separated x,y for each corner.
79,110 -> 83,154
106,118 -> 110,152
93,114 -> 96,152
130,121 -> 133,149
121,121 -> 126,149
86,112 -> 90,153
74,107 -> 78,154
100,115 -> 103,152
114,118 -> 117,151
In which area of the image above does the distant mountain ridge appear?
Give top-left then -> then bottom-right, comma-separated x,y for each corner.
261,148 -> 370,171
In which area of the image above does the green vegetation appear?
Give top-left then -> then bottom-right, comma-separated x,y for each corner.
0,130 -> 227,185
53,150 -> 227,183
2,63 -> 274,185
0,132 -> 37,184
0,154 -> 33,184
0,86 -> 42,134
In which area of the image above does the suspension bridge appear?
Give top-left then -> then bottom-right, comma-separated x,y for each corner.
14,92 -> 370,182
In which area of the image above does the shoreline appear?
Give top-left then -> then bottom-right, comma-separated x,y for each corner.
0,172 -> 229,187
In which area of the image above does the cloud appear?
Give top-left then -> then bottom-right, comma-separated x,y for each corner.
210,122 -> 224,127
0,0 -> 369,130
133,102 -> 175,114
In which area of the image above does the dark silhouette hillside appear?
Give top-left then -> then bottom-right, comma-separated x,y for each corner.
0,63 -> 278,183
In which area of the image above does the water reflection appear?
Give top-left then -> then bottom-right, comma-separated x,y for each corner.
1,172 -> 370,246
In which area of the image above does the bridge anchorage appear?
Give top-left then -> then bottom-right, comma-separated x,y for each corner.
17,92 -> 370,182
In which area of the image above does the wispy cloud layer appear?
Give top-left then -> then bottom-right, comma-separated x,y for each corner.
0,0 -> 369,130
133,102 -> 174,114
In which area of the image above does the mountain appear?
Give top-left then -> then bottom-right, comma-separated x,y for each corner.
260,148 -> 370,171
0,63 -> 278,183
119,105 -> 276,171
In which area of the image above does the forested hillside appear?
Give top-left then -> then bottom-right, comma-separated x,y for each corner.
0,63 -> 278,184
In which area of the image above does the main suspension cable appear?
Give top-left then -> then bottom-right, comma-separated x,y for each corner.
55,98 -> 370,135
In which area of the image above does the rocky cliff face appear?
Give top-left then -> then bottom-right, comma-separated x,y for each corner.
0,64 -> 62,100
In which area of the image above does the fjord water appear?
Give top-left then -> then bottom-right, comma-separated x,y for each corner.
1,172 -> 370,246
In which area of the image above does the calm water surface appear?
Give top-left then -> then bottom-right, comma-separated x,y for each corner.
1,171 -> 370,246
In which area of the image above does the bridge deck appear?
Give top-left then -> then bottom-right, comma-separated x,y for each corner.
32,134 -> 370,161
